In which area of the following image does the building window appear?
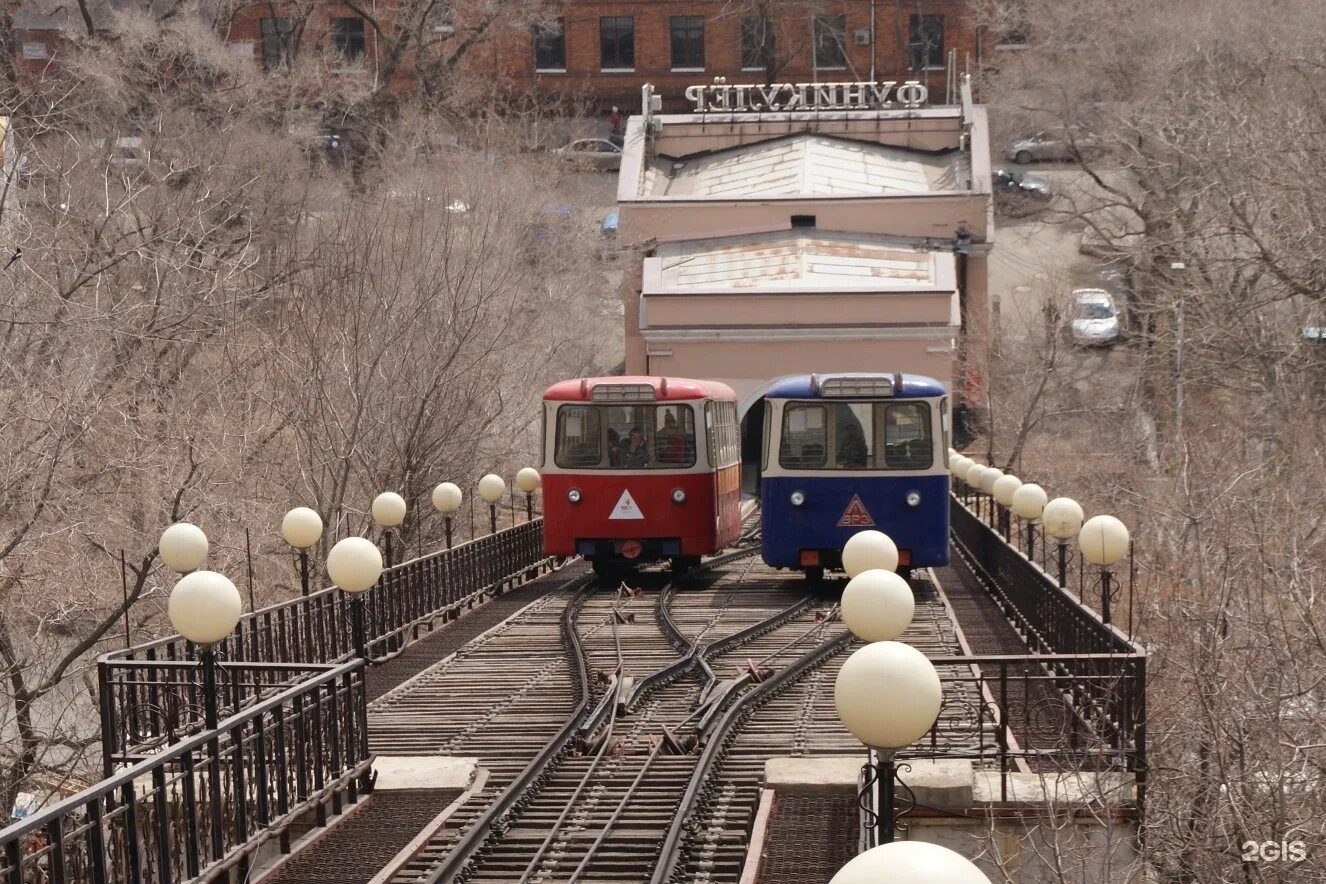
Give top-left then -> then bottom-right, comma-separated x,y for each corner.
332,17 -> 367,64
813,14 -> 847,69
533,18 -> 566,71
260,18 -> 294,70
21,42 -> 48,60
599,16 -> 634,70
908,14 -> 944,70
669,16 -> 705,70
740,17 -> 774,71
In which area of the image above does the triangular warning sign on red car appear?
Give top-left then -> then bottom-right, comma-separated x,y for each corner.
609,489 -> 645,520
837,495 -> 875,527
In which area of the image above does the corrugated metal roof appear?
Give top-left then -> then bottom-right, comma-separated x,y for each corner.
657,231 -> 948,290
645,135 -> 959,198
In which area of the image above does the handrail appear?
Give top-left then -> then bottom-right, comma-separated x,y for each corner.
2,661 -> 360,841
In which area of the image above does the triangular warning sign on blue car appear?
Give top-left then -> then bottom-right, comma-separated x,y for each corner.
837,495 -> 875,527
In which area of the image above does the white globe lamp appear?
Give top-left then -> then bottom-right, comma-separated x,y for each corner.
1079,514 -> 1130,567
432,482 -> 463,513
992,474 -> 1023,507
371,492 -> 407,528
160,523 -> 208,573
841,530 -> 899,577
326,537 -> 383,594
835,641 -> 942,750
1042,497 -> 1085,541
831,841 -> 991,884
281,507 -> 323,550
841,570 -> 914,642
978,467 -> 1003,494
168,570 -> 243,645
478,474 -> 506,504
1011,484 -> 1048,520
515,468 -> 541,493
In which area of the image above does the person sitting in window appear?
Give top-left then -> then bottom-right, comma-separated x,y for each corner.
622,427 -> 649,467
656,412 -> 687,464
837,423 -> 868,468
607,428 -> 623,467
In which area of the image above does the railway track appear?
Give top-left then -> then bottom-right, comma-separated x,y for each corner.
371,550 -> 848,883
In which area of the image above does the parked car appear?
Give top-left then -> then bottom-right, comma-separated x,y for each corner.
1069,289 -> 1121,346
554,138 -> 623,171
992,167 -> 1052,214
1007,128 -> 1100,164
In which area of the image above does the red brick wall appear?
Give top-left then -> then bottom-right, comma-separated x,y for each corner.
469,0 -> 982,112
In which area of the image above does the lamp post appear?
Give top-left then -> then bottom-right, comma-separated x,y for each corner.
478,474 -> 506,535
167,569 -> 243,863
835,641 -> 943,844
1042,497 -> 1085,588
831,841 -> 991,884
281,508 -> 323,598
160,522 -> 209,574
841,529 -> 899,577
515,468 -> 541,521
991,473 -> 1022,541
1010,483 -> 1048,562
841,569 -> 915,643
978,467 -> 1003,526
1079,515 -> 1130,626
432,482 -> 463,548
326,537 -> 384,661
371,492 -> 407,568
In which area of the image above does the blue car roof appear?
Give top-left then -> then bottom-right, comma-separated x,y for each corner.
764,373 -> 947,400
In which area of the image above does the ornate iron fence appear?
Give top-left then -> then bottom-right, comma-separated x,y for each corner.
949,496 -> 1137,656
2,661 -> 370,884
99,520 -> 552,771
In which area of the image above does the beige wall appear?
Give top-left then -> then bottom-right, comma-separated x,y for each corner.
645,292 -> 954,328
647,110 -> 967,157
638,337 -> 955,402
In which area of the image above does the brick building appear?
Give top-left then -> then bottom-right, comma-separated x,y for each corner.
470,0 -> 982,112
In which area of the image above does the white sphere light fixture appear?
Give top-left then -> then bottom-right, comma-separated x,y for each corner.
515,468 -> 542,494
835,641 -> 942,749
1011,484 -> 1048,520
992,473 -> 1023,507
1042,497 -> 1086,541
830,840 -> 992,884
371,492 -> 407,528
326,537 -> 384,594
1079,514 -> 1130,567
159,522 -> 209,573
478,473 -> 506,504
168,570 -> 243,645
979,467 -> 1004,494
841,530 -> 899,577
432,482 -> 463,514
841,569 -> 915,642
965,464 -> 989,488
950,455 -> 972,479
281,507 -> 324,550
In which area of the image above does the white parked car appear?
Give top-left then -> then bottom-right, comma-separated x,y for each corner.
1069,289 -> 1121,346
553,138 -> 622,171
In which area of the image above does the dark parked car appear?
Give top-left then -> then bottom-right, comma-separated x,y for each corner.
992,167 -> 1052,215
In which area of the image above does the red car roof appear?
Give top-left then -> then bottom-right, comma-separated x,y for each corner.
543,376 -> 737,402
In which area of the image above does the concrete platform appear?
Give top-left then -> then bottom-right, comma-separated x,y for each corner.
974,770 -> 1136,806
372,756 -> 478,791
764,756 -> 864,795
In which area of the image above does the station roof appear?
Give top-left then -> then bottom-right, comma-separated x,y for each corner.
647,230 -> 956,294
643,134 -> 960,199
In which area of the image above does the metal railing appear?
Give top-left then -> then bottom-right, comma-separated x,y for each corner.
99,520 -> 551,770
2,662 -> 370,884
949,495 -> 1138,656
911,653 -> 1146,800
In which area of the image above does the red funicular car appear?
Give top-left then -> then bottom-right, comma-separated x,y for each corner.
541,376 -> 742,576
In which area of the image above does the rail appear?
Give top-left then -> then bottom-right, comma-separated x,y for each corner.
1,661 -> 370,884
98,521 -> 551,770
915,653 -> 1146,800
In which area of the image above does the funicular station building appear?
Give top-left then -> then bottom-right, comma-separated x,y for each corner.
616,79 -> 993,416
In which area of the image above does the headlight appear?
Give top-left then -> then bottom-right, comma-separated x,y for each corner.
790,490 -> 806,507
672,488 -> 686,504
906,491 -> 922,507
567,488 -> 582,503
